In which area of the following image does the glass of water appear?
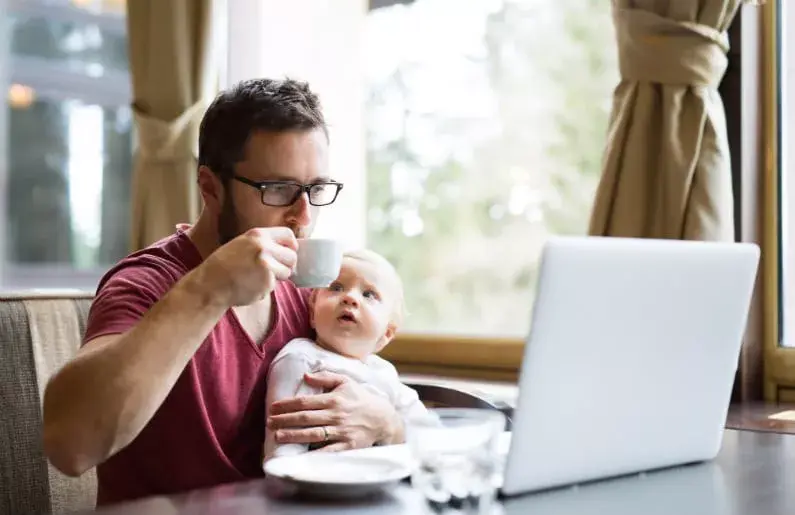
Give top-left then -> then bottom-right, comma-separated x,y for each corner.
407,408 -> 506,513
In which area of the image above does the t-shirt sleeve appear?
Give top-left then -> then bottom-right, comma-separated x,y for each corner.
83,260 -> 178,345
263,350 -> 324,463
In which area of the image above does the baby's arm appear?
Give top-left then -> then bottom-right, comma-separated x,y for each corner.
263,353 -> 323,464
394,382 -> 441,427
368,357 -> 441,429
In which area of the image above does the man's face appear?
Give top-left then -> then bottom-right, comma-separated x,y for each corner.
218,128 -> 331,243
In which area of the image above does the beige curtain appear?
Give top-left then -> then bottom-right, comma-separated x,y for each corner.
589,0 -> 742,241
126,0 -> 216,251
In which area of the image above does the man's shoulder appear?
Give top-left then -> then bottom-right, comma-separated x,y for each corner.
96,230 -> 202,296
83,230 -> 204,343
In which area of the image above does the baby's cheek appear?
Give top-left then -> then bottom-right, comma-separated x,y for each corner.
313,311 -> 335,335
357,316 -> 378,337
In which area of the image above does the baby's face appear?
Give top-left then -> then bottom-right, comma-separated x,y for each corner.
311,257 -> 399,359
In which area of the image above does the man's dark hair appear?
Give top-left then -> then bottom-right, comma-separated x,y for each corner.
198,77 -> 327,180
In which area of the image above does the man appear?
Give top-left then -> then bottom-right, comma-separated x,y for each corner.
41,78 -> 405,506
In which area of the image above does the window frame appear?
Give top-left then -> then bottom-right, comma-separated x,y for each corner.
379,334 -> 523,382
766,0 -> 795,399
0,0 -> 132,292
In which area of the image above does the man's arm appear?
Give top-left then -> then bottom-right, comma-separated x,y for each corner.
43,227 -> 298,477
43,270 -> 229,477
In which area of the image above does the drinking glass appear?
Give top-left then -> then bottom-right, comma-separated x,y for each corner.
407,408 -> 506,513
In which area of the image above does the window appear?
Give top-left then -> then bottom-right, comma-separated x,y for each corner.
1,0 -> 133,289
365,0 -> 618,336
224,0 -> 616,375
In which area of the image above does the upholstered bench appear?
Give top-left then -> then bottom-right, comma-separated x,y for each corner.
0,291 -> 96,514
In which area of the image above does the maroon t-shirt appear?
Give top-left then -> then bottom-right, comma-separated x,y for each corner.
83,228 -> 312,506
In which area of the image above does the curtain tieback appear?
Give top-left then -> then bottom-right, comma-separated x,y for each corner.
133,101 -> 205,163
614,8 -> 730,88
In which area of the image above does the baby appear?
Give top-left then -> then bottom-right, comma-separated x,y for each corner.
263,248 -> 435,462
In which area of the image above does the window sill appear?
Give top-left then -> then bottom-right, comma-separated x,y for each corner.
1,264 -> 104,291
381,333 -> 525,382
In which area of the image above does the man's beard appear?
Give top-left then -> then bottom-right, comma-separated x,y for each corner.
217,192 -> 305,246
217,195 -> 240,246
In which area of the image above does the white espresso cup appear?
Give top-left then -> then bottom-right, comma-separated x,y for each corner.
290,238 -> 343,288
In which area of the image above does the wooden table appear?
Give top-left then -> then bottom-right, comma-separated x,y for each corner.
88,426 -> 795,515
725,401 -> 795,434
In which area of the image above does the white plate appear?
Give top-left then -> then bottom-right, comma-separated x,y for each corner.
263,452 -> 413,499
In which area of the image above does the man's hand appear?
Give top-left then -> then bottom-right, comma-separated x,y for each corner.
267,372 -> 404,452
198,227 -> 298,307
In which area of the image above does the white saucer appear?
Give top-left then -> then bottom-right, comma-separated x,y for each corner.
264,452 -> 413,499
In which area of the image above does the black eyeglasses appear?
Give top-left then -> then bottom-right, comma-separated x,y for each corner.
233,176 -> 344,207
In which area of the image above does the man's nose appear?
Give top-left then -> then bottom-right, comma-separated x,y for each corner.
287,192 -> 312,227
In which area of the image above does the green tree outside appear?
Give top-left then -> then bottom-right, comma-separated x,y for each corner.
366,0 -> 617,335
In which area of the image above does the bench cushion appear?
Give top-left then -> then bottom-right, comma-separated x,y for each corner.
0,292 -> 96,514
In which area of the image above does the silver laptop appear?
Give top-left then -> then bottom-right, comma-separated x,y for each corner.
499,236 -> 759,497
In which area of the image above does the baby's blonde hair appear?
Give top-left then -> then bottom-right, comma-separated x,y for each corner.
343,248 -> 407,326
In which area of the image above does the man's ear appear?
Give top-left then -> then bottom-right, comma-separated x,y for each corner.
198,165 -> 224,214
374,322 -> 397,354
308,289 -> 318,328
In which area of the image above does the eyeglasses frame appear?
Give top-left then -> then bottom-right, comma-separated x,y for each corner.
232,175 -> 344,207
